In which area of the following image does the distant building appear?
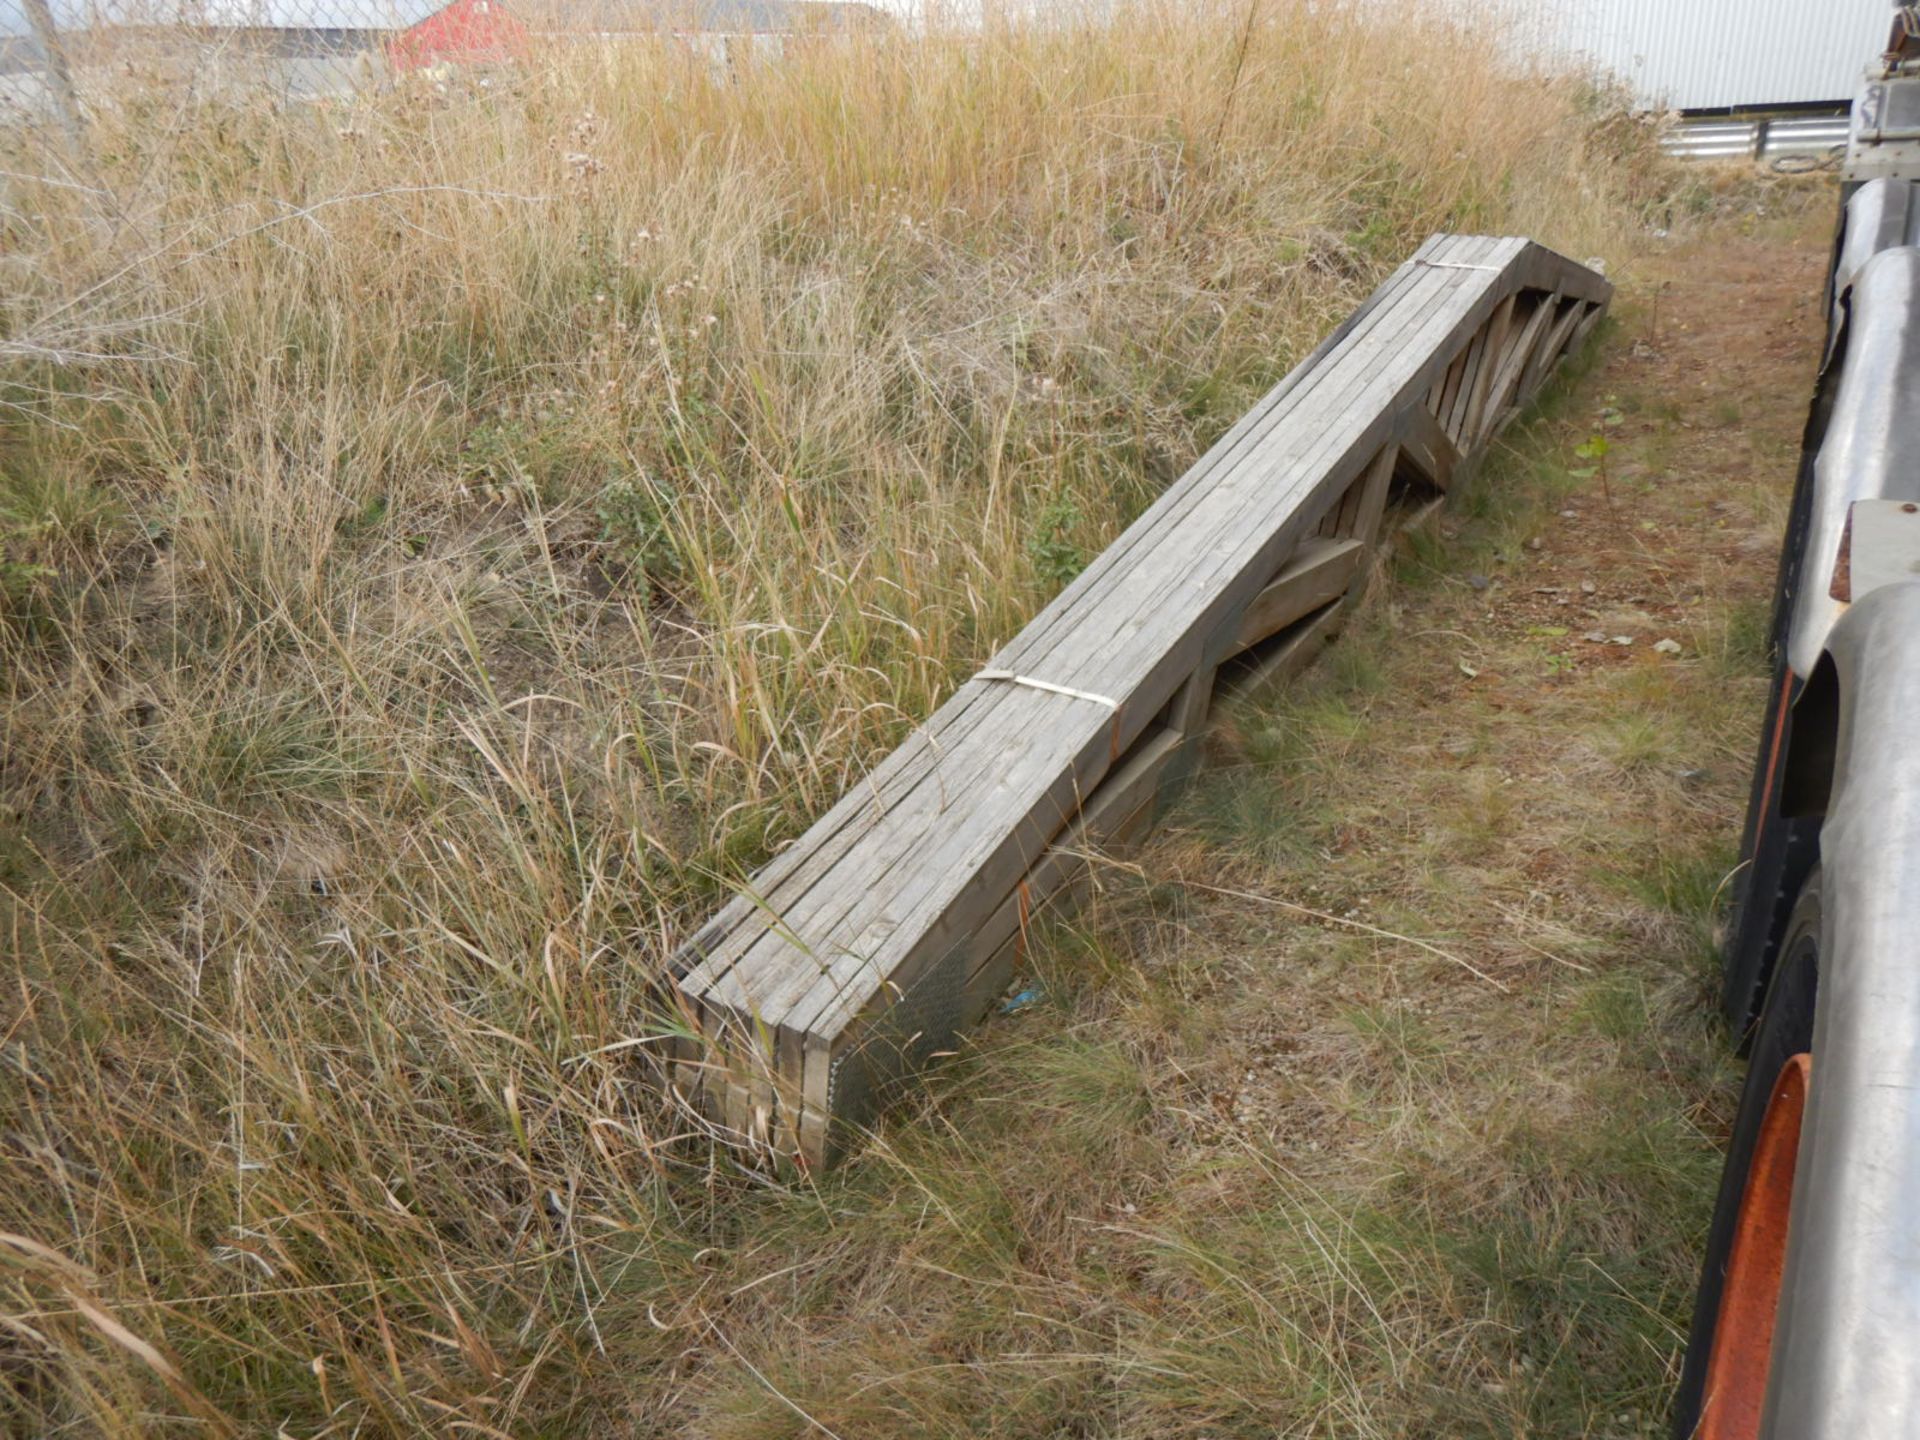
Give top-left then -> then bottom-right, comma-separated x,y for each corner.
388,0 -> 525,70
1489,0 -> 1887,113
3,0 -> 433,56
391,0 -> 890,72
0,0 -> 891,99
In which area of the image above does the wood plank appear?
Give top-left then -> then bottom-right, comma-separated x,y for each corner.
1462,292 -> 1515,443
1398,404 -> 1461,492
1222,596 -> 1348,702
1232,537 -> 1366,651
1165,663 -> 1217,738
1519,296 -> 1587,400
1476,294 -> 1556,445
1443,321 -> 1486,441
1436,347 -> 1470,436
1567,302 -> 1606,356
1343,444 -> 1401,551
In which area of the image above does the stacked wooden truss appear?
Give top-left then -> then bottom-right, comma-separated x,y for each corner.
672,233 -> 1611,1168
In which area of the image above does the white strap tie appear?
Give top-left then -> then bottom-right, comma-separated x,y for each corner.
976,669 -> 1120,711
1417,258 -> 1504,273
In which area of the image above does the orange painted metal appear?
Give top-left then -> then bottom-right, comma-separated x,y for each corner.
1701,1053 -> 1812,1440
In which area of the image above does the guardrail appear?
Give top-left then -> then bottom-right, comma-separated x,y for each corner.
671,234 -> 1612,1169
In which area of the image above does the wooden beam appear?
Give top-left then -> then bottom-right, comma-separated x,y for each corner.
1344,443 -> 1401,550
1519,295 -> 1587,401
1165,664 -> 1216,737
1462,293 -> 1516,444
1232,537 -> 1366,652
1398,405 -> 1461,492
1222,597 -> 1348,703
1476,294 -> 1556,444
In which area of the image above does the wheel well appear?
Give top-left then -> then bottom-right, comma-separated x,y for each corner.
1781,652 -> 1839,821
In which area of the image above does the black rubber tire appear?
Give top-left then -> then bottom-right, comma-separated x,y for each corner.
1674,871 -> 1822,1439
1719,469 -> 1823,1042
1721,761 -> 1820,1049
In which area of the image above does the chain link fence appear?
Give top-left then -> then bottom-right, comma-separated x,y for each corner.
1,0 -> 894,130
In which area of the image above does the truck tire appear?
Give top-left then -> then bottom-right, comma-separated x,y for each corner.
1720,257 -> 1842,1044
1674,871 -> 1821,1439
1721,792 -> 1820,1051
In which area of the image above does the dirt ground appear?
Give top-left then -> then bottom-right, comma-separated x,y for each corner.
1102,186 -> 1833,1431
1167,183 -> 1833,1126
657,184 -> 1839,1439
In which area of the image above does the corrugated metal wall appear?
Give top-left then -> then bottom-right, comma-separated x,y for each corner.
1491,0 -> 1888,112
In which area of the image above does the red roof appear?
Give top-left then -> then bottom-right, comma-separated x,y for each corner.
389,0 -> 529,71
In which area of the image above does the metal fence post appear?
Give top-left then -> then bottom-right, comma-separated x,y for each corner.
19,0 -> 88,153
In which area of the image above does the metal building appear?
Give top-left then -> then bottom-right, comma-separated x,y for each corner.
1494,0 -> 1889,112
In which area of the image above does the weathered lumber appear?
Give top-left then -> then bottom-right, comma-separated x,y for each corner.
1400,404 -> 1462,491
671,234 -> 1611,1166
1222,594 -> 1350,703
1234,538 -> 1365,651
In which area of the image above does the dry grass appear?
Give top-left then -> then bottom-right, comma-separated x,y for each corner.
0,7 -> 1677,1434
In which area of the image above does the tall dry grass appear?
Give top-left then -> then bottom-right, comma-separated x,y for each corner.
0,7 -> 1666,1433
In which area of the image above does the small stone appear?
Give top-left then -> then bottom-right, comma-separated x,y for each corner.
1584,630 -> 1607,643
1611,635 -> 1634,646
1580,580 -> 1597,594
1467,573 -> 1490,591
1559,509 -> 1577,519
1654,637 -> 1683,655
1527,537 -> 1544,551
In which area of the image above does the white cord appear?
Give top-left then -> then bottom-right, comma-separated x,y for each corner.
975,669 -> 1121,710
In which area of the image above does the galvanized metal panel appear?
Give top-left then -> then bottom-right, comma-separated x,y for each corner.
1662,113 -> 1851,161
1489,0 -> 1888,112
